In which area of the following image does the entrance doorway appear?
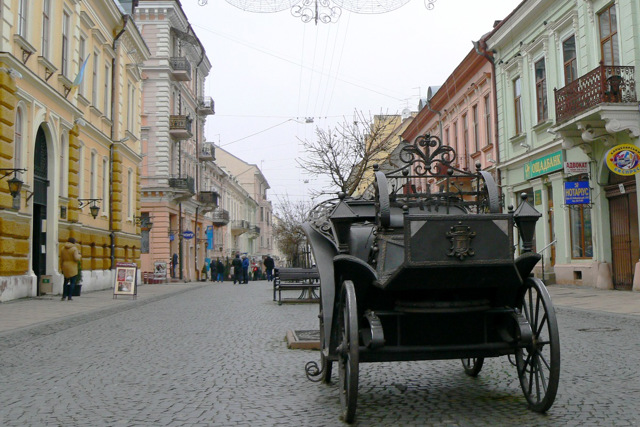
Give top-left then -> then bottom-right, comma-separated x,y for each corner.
32,127 -> 49,295
606,173 -> 639,290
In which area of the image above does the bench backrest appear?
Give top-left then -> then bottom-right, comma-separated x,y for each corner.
276,268 -> 319,281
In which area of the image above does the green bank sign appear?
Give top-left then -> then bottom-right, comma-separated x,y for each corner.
524,150 -> 564,180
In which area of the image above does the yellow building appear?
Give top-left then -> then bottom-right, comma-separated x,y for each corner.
0,0 -> 149,301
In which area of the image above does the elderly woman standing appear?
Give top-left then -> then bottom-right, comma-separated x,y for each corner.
60,237 -> 81,301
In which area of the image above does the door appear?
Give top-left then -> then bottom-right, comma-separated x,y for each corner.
547,186 -> 555,266
606,173 -> 639,290
32,127 -> 49,295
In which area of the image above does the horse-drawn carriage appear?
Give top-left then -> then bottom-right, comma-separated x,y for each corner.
303,133 -> 560,423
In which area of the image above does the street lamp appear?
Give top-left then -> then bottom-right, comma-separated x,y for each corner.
78,198 -> 102,219
135,215 -> 153,230
0,168 -> 26,198
513,193 -> 542,253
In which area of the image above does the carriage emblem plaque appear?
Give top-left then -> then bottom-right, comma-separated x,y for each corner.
446,222 -> 476,260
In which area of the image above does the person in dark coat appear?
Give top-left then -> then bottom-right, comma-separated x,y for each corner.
216,259 -> 225,282
264,255 -> 275,282
232,254 -> 243,284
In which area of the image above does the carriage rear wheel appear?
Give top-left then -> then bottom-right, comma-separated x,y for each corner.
461,357 -> 484,377
338,280 -> 359,423
516,277 -> 560,413
319,305 -> 332,383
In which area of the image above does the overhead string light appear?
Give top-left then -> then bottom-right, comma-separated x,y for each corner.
199,1 -> 436,24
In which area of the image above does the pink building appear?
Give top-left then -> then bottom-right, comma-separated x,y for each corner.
403,48 -> 499,196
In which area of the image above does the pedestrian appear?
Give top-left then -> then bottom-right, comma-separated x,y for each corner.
201,264 -> 207,281
264,254 -> 275,282
60,237 -> 81,301
210,261 -> 216,282
242,255 -> 250,284
232,253 -> 243,284
216,258 -> 225,282
172,253 -> 178,278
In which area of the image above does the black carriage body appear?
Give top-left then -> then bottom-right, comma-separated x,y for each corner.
304,134 -> 559,421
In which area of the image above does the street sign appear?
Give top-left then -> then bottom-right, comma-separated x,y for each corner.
564,181 -> 590,205
183,230 -> 194,239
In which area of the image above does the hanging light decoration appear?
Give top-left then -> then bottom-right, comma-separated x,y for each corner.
200,1 -> 436,24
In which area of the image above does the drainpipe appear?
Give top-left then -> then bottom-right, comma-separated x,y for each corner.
474,39 -> 503,201
110,15 -> 129,269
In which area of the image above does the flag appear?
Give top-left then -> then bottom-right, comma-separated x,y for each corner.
70,54 -> 90,93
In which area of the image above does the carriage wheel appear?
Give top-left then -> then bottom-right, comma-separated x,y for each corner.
338,280 -> 359,423
319,305 -> 333,383
461,357 -> 484,377
516,277 -> 560,413
478,170 -> 500,213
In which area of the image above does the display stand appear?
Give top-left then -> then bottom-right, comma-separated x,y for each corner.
113,262 -> 138,299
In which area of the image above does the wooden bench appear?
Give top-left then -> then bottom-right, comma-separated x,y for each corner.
273,267 -> 320,305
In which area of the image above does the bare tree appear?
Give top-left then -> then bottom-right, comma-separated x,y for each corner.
297,111 -> 400,197
273,197 -> 313,268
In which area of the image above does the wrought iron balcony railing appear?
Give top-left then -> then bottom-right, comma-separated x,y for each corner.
554,63 -> 636,123
197,96 -> 215,115
211,208 -> 230,226
168,176 -> 195,195
169,57 -> 191,81
198,190 -> 219,206
231,219 -> 250,234
169,115 -> 193,140
199,142 -> 215,162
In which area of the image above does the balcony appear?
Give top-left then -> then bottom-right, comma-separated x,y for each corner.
169,115 -> 193,140
199,142 -> 215,162
198,190 -> 219,207
211,208 -> 230,226
555,63 -> 636,123
197,96 -> 215,116
231,219 -> 250,235
247,224 -> 260,239
168,175 -> 195,201
170,57 -> 191,81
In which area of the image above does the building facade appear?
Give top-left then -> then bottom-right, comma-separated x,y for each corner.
486,0 -> 640,290
0,0 -> 149,302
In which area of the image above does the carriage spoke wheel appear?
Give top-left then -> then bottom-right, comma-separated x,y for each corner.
516,277 -> 560,412
337,280 -> 359,423
319,305 -> 332,383
461,357 -> 484,377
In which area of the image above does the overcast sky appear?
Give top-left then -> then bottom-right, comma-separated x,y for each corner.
179,0 -> 523,205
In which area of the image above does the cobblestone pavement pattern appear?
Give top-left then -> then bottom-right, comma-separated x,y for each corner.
1,281 -> 639,426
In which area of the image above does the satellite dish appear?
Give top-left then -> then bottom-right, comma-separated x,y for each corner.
401,108 -> 411,119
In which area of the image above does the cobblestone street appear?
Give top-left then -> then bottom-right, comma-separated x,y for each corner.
1,281 -> 639,426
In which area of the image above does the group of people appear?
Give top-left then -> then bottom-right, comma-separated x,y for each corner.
229,253 -> 275,284
200,258 -> 226,282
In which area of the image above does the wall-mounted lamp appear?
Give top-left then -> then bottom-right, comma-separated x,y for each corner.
75,117 -> 87,127
135,215 -> 153,230
78,198 -> 102,219
520,142 -> 530,149
0,168 -> 26,198
0,67 -> 23,79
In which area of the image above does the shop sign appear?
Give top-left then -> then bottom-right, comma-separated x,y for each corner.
564,181 -> 590,205
564,161 -> 589,175
605,144 -> 640,176
182,230 -> 194,239
524,150 -> 564,180
534,190 -> 542,205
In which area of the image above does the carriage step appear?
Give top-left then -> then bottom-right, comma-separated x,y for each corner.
395,299 -> 491,313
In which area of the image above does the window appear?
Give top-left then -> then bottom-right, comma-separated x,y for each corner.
41,0 -> 51,58
127,82 -> 134,131
14,108 -> 23,170
569,175 -> 593,259
599,4 -> 619,66
90,151 -> 97,199
92,52 -> 99,106
562,35 -> 577,84
462,114 -> 469,167
103,62 -> 111,117
78,37 -> 87,96
102,157 -> 109,215
18,0 -> 28,38
60,133 -> 68,198
535,59 -> 548,122
78,144 -> 85,198
61,12 -> 70,77
514,77 -> 523,135
445,127 -> 450,147
127,169 -> 133,220
453,121 -> 459,164
484,95 -> 491,146
472,105 -> 479,153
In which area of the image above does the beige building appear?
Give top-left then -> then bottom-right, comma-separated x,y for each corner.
0,0 -> 149,302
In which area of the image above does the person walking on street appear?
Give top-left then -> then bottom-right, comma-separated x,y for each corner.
216,259 -> 225,282
60,237 -> 81,301
232,254 -> 243,284
264,255 -> 275,282
242,255 -> 250,284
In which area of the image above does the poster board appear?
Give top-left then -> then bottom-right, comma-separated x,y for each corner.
154,261 -> 167,280
114,262 -> 138,297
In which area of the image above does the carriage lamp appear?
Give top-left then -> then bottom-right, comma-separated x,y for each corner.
135,215 -> 153,230
0,168 -> 26,198
513,193 -> 542,253
78,198 -> 102,219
